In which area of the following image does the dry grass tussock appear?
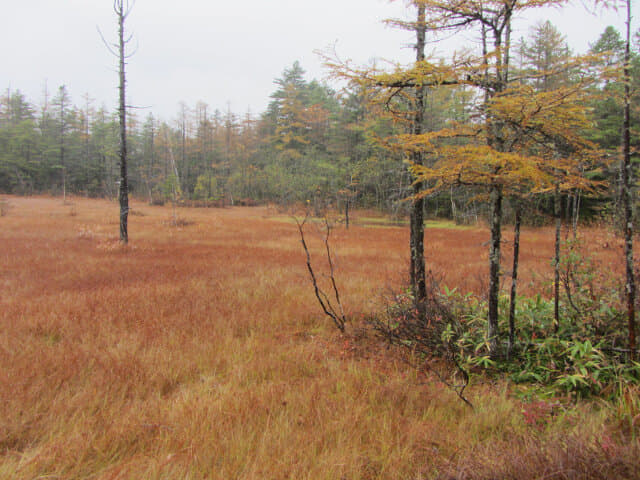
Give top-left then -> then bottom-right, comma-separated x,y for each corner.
436,431 -> 640,479
0,196 -> 635,479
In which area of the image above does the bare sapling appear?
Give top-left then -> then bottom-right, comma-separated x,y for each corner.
295,214 -> 347,333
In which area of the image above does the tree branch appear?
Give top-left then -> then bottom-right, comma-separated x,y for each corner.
295,215 -> 347,333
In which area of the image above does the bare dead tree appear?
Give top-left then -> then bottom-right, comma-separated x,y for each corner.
295,214 -> 347,333
53,85 -> 70,203
100,0 -> 136,243
163,128 -> 182,225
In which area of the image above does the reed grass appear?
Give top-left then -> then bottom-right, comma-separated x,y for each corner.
0,196 -> 634,479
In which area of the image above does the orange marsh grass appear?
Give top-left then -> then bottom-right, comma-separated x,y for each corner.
0,196 -> 635,479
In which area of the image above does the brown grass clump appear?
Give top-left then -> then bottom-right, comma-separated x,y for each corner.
436,433 -> 640,480
0,196 -> 635,479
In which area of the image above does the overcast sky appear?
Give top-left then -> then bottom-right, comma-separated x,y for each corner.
2,0 -> 635,121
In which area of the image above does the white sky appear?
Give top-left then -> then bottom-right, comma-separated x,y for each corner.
1,0 -> 635,121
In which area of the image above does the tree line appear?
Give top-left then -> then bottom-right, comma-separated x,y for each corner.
0,63 -> 403,213
1,21 -> 636,223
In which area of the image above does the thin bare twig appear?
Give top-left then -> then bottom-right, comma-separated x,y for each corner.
323,217 -> 346,322
370,279 -> 473,408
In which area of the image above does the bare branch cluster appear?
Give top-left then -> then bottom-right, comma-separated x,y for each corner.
295,214 -> 347,333
98,0 -> 138,60
370,275 -> 472,408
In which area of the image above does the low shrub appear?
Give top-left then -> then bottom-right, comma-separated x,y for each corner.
373,243 -> 639,401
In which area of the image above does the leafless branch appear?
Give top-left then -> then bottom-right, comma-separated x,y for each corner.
370,278 -> 473,408
114,0 -> 136,19
97,26 -> 118,57
323,217 -> 346,322
125,38 -> 139,58
295,214 -> 347,333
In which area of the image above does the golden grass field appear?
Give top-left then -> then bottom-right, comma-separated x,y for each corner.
0,196 -> 637,479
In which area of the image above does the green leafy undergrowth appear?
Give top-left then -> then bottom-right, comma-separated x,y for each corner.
380,281 -> 639,402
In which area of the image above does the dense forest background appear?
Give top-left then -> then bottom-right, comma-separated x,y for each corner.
1,22 -> 638,224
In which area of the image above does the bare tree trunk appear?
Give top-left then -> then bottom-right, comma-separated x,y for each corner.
57,86 -> 68,203
504,16 -> 512,84
82,93 -> 92,197
623,0 -> 636,359
345,197 -> 350,229
572,190 -> 581,239
484,14 -> 509,358
450,186 -> 457,221
508,203 -> 521,358
163,129 -> 181,223
115,0 -> 133,244
554,184 -> 561,333
179,102 -> 189,196
410,3 -> 427,314
481,18 -> 489,106
61,130 -> 66,203
147,116 -> 155,204
488,184 -> 503,357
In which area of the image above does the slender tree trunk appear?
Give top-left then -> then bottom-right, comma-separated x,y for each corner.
488,184 -> 503,357
572,190 -> 581,239
484,17 -> 509,358
147,116 -> 155,204
504,17 -> 512,84
450,186 -> 457,221
410,4 -> 427,314
508,203 -> 521,358
345,197 -> 350,229
481,18 -> 489,106
61,140 -> 66,202
554,184 -> 561,333
116,0 -> 130,244
623,0 -> 636,359
180,105 -> 188,196
58,89 -> 67,203
60,98 -> 66,203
